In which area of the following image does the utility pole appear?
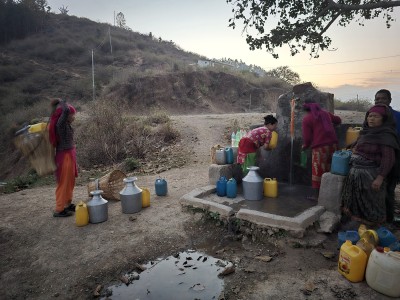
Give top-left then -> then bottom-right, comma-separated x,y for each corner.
92,50 -> 95,101
109,27 -> 112,55
249,94 -> 252,111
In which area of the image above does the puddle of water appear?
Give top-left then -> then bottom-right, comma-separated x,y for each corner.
101,250 -> 227,300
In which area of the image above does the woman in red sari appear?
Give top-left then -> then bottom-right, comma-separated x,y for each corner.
49,99 -> 78,217
237,115 -> 278,176
302,102 -> 341,200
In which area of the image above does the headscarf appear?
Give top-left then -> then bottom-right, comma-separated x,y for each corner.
368,105 -> 386,116
303,102 -> 335,134
358,104 -> 398,148
358,104 -> 400,182
49,102 -> 76,147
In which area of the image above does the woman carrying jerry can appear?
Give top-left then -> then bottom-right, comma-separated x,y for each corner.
236,115 -> 278,176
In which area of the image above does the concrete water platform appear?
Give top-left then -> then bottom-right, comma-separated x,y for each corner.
205,183 -> 318,217
180,182 -> 326,237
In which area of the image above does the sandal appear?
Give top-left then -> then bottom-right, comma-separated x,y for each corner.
53,209 -> 73,218
65,203 -> 76,212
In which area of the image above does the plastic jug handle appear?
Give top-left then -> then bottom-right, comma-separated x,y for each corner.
264,178 -> 271,181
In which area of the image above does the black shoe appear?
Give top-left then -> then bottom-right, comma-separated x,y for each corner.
53,209 -> 73,218
65,203 -> 76,212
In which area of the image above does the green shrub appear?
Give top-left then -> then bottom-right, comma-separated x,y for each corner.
145,107 -> 170,125
2,171 -> 40,193
334,98 -> 373,111
124,157 -> 140,171
158,122 -> 180,143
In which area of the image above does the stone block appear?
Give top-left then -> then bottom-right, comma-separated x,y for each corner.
208,163 -> 242,185
318,172 -> 345,214
317,211 -> 340,233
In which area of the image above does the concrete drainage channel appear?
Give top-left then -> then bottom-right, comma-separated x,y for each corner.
180,185 -> 326,238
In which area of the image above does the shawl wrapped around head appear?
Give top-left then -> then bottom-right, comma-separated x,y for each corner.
49,102 -> 76,147
358,104 -> 400,182
303,102 -> 335,134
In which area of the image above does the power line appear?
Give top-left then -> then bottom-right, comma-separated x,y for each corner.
287,54 -> 400,68
303,69 -> 400,76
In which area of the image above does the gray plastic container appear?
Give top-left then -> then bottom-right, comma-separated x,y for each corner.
215,148 -> 226,165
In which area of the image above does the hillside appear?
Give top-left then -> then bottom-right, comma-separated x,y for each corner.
0,12 -> 290,180
0,13 -> 289,116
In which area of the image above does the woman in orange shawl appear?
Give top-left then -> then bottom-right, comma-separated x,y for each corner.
49,99 -> 78,217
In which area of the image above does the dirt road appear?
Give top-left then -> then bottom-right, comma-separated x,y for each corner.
0,112 -> 397,300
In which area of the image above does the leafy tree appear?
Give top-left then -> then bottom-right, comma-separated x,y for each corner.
265,66 -> 300,85
116,12 -> 126,28
115,11 -> 132,31
59,5 -> 68,15
19,0 -> 48,11
0,0 -> 49,44
227,0 -> 400,58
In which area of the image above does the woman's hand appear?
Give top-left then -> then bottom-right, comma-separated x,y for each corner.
371,175 -> 384,191
264,144 -> 269,151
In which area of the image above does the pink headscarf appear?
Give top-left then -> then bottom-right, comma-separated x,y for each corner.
49,103 -> 76,147
303,102 -> 334,133
368,105 -> 386,116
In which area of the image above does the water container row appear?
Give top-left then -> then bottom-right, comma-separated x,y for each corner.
337,224 -> 400,297
339,242 -> 400,297
231,129 -> 248,147
216,176 -> 237,198
216,168 -> 278,201
338,225 -> 398,249
242,167 -> 278,200
215,147 -> 237,165
76,177 -> 168,227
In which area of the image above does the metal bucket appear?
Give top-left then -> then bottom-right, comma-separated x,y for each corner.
120,177 -> 142,214
242,166 -> 263,201
87,190 -> 108,223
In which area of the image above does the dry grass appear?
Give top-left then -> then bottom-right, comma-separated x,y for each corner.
75,97 -> 180,169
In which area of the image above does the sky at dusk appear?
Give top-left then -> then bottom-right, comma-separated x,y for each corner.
47,0 -> 400,108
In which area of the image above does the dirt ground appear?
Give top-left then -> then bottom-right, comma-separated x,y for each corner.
1,111 -> 399,300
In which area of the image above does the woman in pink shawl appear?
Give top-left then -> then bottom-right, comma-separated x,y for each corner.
49,99 -> 78,217
302,102 -> 341,200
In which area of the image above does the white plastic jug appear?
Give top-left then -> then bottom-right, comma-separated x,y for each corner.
365,247 -> 400,297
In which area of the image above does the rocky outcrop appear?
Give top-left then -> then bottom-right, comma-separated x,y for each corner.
257,82 -> 334,184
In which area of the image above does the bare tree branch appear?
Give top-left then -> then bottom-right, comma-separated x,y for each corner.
327,0 -> 400,11
227,0 -> 400,58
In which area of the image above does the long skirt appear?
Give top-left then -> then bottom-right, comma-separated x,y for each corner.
341,154 -> 386,225
311,144 -> 337,189
237,138 -> 257,164
237,138 -> 258,176
55,148 -> 77,212
240,153 -> 257,176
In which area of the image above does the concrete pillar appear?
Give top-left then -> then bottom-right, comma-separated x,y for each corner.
318,172 -> 346,215
208,163 -> 242,185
